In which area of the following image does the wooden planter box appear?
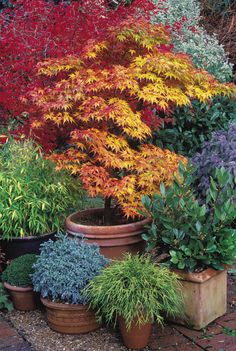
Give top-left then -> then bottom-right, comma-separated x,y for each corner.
171,268 -> 227,330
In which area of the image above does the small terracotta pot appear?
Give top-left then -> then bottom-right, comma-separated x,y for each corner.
3,282 -> 37,311
41,297 -> 99,334
66,208 -> 151,259
118,316 -> 152,350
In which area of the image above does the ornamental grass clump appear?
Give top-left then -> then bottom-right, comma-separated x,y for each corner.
30,18 -> 236,222
0,138 -> 84,239
2,254 -> 37,288
32,235 -> 109,304
83,254 -> 183,329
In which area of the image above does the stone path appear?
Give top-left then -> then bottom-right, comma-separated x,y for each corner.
0,272 -> 236,351
0,315 -> 32,351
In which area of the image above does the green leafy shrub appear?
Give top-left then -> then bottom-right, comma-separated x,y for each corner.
0,283 -> 13,311
2,254 -> 37,287
0,139 -> 84,239
84,254 -> 183,329
32,235 -> 109,304
141,163 -> 236,272
154,96 -> 236,157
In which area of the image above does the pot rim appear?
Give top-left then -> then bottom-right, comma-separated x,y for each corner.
66,207 -> 151,232
3,282 -> 33,292
40,297 -> 90,311
173,267 -> 227,283
0,231 -> 56,241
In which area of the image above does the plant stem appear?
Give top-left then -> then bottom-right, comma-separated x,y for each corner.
104,196 -> 112,225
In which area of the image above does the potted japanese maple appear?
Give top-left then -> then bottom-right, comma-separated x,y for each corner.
30,18 -> 235,259
142,163 -> 236,329
0,139 -> 84,259
84,254 -> 183,349
32,235 -> 109,334
2,254 -> 38,310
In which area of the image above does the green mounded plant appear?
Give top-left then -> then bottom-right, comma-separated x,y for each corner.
141,163 -> 236,272
32,235 -> 109,304
0,138 -> 84,239
0,283 -> 13,311
2,254 -> 37,287
84,254 -> 183,329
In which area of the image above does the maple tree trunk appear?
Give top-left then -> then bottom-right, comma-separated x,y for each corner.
104,197 -> 113,225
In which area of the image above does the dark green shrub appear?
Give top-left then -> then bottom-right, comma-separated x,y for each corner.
84,254 -> 183,329
32,235 -> 109,304
141,163 -> 236,272
154,97 -> 236,157
2,254 -> 37,287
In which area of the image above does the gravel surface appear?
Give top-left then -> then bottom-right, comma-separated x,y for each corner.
5,310 -> 151,351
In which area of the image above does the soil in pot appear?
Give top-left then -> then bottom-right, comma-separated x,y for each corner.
66,208 -> 151,260
118,316 -> 152,349
3,282 -> 37,311
1,232 -> 56,260
41,298 -> 99,334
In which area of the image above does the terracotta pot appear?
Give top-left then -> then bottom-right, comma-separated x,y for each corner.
118,316 -> 152,349
3,282 -> 37,311
0,231 -> 56,260
66,208 -> 151,259
170,268 -> 227,330
41,298 -> 99,334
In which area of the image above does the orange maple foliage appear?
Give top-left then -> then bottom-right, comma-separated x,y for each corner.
30,18 -> 236,218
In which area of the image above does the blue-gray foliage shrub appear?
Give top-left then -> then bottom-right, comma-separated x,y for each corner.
151,0 -> 236,157
152,0 -> 233,82
192,123 -> 236,199
32,235 -> 109,304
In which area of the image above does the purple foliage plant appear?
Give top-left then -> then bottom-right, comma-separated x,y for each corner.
192,123 -> 236,200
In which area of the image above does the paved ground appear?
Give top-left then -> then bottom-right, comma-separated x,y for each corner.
0,272 -> 236,351
0,315 -> 32,351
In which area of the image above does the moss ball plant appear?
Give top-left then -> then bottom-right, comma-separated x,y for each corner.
32,235 -> 109,304
84,254 -> 183,329
2,254 -> 37,288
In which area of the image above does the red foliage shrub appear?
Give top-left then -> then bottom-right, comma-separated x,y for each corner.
0,0 -> 157,150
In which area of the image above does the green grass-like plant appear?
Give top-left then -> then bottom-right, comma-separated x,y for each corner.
0,138 -> 84,239
84,254 -> 183,329
2,254 -> 37,287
